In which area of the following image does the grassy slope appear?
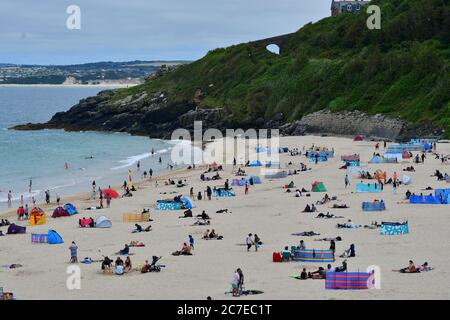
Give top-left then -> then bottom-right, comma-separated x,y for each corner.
112,0 -> 450,137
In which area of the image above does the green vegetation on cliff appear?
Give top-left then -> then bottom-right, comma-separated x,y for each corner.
113,0 -> 450,136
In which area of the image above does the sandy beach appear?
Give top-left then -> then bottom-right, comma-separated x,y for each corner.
1,135 -> 449,300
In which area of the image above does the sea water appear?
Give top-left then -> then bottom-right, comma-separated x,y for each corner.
0,86 -> 174,209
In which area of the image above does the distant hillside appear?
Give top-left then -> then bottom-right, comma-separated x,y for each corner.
14,0 -> 450,139
0,60 -> 188,85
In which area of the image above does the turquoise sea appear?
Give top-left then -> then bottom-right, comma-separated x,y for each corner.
0,86 -> 174,208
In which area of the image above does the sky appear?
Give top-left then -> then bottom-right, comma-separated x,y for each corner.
0,0 -> 331,65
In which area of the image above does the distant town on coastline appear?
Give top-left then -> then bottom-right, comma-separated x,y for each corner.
0,60 -> 189,85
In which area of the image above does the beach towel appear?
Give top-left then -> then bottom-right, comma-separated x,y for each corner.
362,201 -> 386,211
380,222 -> 409,235
356,183 -> 382,193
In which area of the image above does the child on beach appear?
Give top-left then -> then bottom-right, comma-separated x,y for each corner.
69,241 -> 78,263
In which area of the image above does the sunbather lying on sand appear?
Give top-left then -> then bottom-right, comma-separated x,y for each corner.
336,220 -> 360,228
192,219 -> 210,226
129,241 -> 145,247
316,212 -> 343,219
216,209 -> 229,213
291,231 -> 320,236
315,236 -> 342,241
364,221 -> 382,229
332,204 -> 349,209
132,224 -> 152,233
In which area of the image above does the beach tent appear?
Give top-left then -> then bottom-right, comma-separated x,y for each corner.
402,175 -> 412,185
232,178 -> 248,186
292,249 -> 335,262
79,217 -> 93,227
311,181 -> 327,192
356,183 -> 382,193
7,224 -> 26,234
30,207 -> 46,225
64,203 -> 78,215
213,189 -> 236,197
52,206 -> 69,218
103,188 -> 119,199
47,230 -> 64,244
182,196 -> 195,209
362,201 -> 386,211
353,135 -> 363,141
380,222 -> 409,235
347,166 -> 368,175
370,155 -> 383,164
325,272 -> 375,290
249,176 -> 262,184
95,216 -> 112,228
32,230 -> 64,244
249,160 -> 262,167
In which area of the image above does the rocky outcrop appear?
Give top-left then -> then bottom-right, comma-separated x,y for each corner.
13,91 -> 440,141
280,110 -> 427,141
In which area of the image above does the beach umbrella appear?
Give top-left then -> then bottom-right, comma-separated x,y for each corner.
103,188 -> 119,199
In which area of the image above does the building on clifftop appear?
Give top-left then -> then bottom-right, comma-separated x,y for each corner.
331,0 -> 371,17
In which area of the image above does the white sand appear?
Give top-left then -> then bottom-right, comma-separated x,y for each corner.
1,135 -> 449,300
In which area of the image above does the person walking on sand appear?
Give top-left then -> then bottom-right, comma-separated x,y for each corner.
245,182 -> 249,195
24,204 -> 29,220
7,190 -> 12,208
206,186 -> 212,200
189,235 -> 195,250
344,174 -> 350,188
56,194 -> 61,206
106,195 -> 111,208
149,168 -> 153,179
393,180 -> 398,195
29,179 -> 32,193
137,160 -> 140,171
246,233 -> 254,252
231,269 -> 241,297
20,194 -> 24,206
69,241 -> 78,263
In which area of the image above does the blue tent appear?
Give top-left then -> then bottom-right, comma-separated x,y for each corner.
255,147 -> 266,153
249,176 -> 262,184
370,156 -> 383,164
181,196 -> 195,209
249,160 -> 262,167
47,230 -> 64,244
64,203 -> 78,215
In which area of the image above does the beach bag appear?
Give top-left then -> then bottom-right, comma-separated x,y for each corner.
272,252 -> 282,262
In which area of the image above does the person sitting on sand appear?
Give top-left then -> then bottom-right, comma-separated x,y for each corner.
119,244 -> 130,255
209,229 -> 218,239
102,256 -> 113,272
133,224 -> 143,233
181,242 -> 192,255
340,244 -> 355,258
141,260 -> 151,273
295,189 -> 302,197
197,210 -> 210,220
124,256 -> 132,273
299,240 -> 306,250
308,267 -> 325,279
180,209 -> 193,218
281,246 -> 292,261
115,256 -> 124,266
299,268 -> 308,280
203,229 -> 211,239
302,204 -> 312,212
400,260 -> 417,273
